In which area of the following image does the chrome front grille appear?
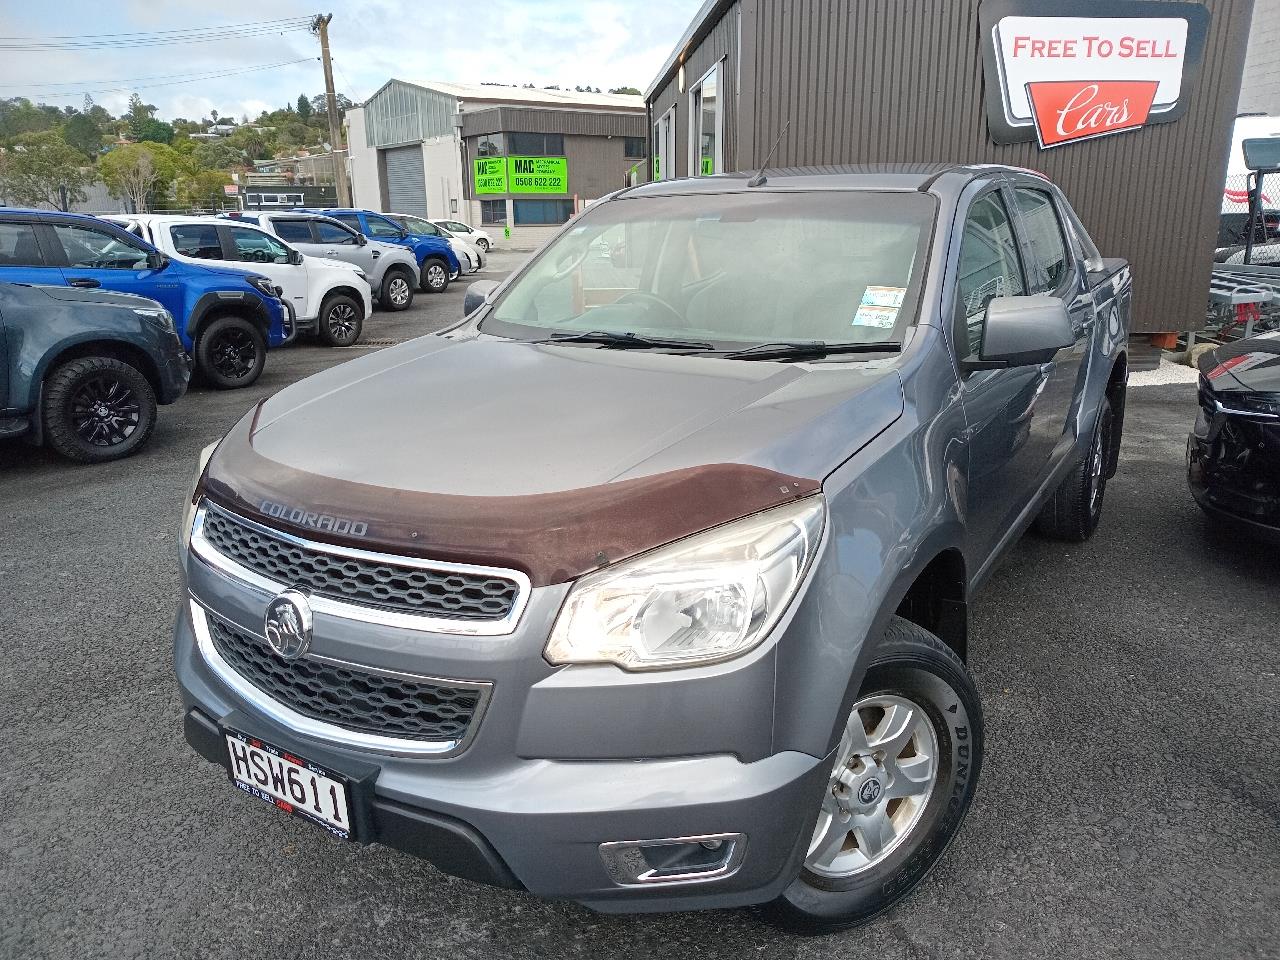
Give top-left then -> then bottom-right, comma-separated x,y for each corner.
198,502 -> 523,624
206,613 -> 484,744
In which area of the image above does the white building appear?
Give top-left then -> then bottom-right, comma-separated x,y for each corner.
345,81 -> 646,246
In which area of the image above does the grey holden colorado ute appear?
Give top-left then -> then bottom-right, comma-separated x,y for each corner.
175,164 -> 1130,932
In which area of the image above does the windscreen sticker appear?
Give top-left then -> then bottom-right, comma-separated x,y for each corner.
853,304 -> 899,329
861,285 -> 907,308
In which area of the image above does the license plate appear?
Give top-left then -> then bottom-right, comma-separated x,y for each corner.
224,730 -> 353,840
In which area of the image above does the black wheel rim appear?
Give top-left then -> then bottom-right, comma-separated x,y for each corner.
71,375 -> 140,446
211,329 -> 258,380
327,302 -> 359,341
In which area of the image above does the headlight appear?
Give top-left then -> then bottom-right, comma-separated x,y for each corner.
545,496 -> 825,671
246,276 -> 278,298
134,306 -> 175,331
180,441 -> 220,553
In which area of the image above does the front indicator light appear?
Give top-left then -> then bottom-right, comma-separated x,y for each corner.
545,496 -> 825,671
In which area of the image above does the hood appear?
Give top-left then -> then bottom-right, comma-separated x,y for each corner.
202,336 -> 904,585
171,259 -> 269,285
1199,332 -> 1280,394
35,285 -> 161,309
307,255 -> 364,273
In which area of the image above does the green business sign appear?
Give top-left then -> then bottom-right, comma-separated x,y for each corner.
509,156 -> 568,194
473,157 -> 507,194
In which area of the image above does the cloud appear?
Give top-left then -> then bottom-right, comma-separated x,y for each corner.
0,0 -> 699,121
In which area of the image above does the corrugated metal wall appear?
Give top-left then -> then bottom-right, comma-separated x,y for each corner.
650,0 -> 1254,333
650,1 -> 741,175
364,80 -> 458,148
459,133 -> 642,201
460,107 -> 646,139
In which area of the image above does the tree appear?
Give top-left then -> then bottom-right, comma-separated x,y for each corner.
296,94 -> 313,120
133,116 -> 174,144
62,112 -> 103,157
0,131 -> 95,210
210,109 -> 220,123
608,86 -> 641,95
176,168 -> 231,210
99,142 -> 179,212
191,139 -> 244,170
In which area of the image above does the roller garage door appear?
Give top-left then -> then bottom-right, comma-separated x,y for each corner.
383,145 -> 427,217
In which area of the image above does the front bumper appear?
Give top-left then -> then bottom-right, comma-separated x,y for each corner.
173,526 -> 830,911
1187,405 -> 1280,541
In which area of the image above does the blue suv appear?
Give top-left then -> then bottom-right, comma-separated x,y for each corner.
0,210 -> 293,389
310,209 -> 459,293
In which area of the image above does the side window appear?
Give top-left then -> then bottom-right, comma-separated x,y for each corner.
956,192 -> 1026,358
446,221 -> 470,233
170,224 -> 223,260
273,220 -> 315,243
365,216 -> 403,239
315,220 -> 358,244
0,222 -> 45,266
56,224 -> 149,269
334,214 -> 362,231
1013,188 -> 1070,293
227,226 -> 290,265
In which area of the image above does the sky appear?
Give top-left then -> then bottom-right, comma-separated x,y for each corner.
0,0 -> 700,121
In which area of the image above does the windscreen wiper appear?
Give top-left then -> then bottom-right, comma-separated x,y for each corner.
717,340 -> 902,361
532,330 -> 714,351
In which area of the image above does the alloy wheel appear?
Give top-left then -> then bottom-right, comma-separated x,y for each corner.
426,263 -> 447,290
327,302 -> 359,341
1088,421 -> 1107,514
211,329 -> 257,381
806,694 -> 939,878
388,276 -> 410,306
70,375 -> 141,447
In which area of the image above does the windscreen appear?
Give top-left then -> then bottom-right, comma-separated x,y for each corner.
483,190 -> 935,349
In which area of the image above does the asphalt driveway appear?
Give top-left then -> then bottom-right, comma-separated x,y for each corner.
1,267 -> 1275,958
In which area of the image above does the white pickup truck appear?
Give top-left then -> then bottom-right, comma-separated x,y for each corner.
105,215 -> 373,347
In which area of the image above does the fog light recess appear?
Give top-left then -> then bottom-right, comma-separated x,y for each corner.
599,833 -> 746,886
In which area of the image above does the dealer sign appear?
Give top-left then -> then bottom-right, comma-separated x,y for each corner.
980,0 -> 1209,148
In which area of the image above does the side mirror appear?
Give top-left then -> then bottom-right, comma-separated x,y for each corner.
146,250 -> 166,270
964,295 -> 1075,369
288,249 -> 304,266
464,279 -> 500,317
355,234 -> 368,246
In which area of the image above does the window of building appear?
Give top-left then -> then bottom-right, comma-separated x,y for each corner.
1013,188 -> 1069,293
475,133 -> 504,157
513,199 -> 574,225
169,224 -> 223,260
507,132 -> 564,156
226,225 -> 290,264
0,222 -> 45,265
272,219 -> 314,243
653,106 -> 675,181
956,192 -> 1026,358
623,136 -> 646,159
689,62 -> 722,176
480,199 -> 507,224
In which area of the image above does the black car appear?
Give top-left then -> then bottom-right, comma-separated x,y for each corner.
0,282 -> 191,463
1189,332 -> 1280,541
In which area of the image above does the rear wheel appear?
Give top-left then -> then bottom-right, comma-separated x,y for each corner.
755,618 -> 982,934
420,258 -> 450,293
475,237 -> 490,252
317,293 -> 363,346
196,315 -> 265,389
379,267 -> 415,311
42,357 -> 157,463
1034,397 -> 1113,541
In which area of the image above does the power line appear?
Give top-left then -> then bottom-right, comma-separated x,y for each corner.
0,58 -> 316,90
0,16 -> 312,41
0,18 -> 314,51
2,58 -> 318,99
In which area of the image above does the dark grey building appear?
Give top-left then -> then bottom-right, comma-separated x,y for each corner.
645,0 -> 1255,335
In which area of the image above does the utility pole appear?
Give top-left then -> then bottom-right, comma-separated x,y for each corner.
311,13 -> 350,206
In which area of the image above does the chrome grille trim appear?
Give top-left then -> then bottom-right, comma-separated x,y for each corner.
189,501 -> 531,636
189,598 -> 491,758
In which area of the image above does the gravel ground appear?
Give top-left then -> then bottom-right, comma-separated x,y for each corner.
1,275 -> 1277,959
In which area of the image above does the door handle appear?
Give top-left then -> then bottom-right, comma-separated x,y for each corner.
371,250 -> 380,258
67,278 -> 100,288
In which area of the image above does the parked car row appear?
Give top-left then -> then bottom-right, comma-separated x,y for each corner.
0,205 -> 494,464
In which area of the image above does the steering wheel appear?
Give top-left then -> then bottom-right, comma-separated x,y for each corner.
615,290 -> 686,328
